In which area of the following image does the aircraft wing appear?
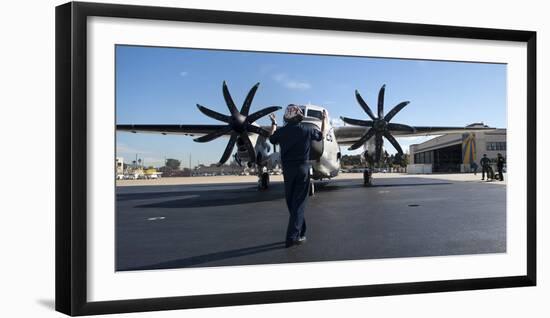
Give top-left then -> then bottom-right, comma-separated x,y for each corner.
334,125 -> 497,146
117,124 -> 229,137
117,124 -> 273,137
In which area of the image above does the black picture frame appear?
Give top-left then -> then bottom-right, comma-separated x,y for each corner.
55,1 -> 536,316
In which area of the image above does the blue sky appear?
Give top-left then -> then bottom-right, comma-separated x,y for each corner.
116,45 -> 507,167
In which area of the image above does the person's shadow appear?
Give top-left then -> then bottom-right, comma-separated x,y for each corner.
121,241 -> 287,271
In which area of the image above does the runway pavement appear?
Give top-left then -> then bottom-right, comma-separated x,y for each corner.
115,173 -> 506,271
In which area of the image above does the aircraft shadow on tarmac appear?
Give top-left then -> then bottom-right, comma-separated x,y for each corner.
316,181 -> 453,192
127,185 -> 286,209
121,241 -> 287,271
119,181 -> 454,209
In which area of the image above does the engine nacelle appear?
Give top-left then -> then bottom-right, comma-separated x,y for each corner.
236,134 -> 267,164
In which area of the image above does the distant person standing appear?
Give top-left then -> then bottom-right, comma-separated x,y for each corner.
480,154 -> 491,181
496,153 -> 505,181
268,105 -> 326,248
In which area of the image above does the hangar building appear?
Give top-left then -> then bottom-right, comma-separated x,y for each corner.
408,123 -> 506,174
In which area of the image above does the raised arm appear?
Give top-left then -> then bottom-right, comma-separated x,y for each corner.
269,113 -> 277,136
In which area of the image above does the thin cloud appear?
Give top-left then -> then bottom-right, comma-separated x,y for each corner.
116,143 -> 150,155
273,73 -> 286,82
285,81 -> 311,90
179,71 -> 189,77
272,73 -> 311,90
259,64 -> 277,75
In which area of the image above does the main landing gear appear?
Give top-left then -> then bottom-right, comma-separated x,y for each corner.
309,182 -> 315,196
308,167 -> 315,196
363,168 -> 373,186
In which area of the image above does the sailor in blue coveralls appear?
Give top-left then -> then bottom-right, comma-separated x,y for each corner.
268,105 -> 326,248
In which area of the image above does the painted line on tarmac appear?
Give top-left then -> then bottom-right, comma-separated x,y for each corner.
147,217 -> 166,221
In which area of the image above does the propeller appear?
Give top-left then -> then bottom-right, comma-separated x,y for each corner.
194,81 -> 281,166
340,84 -> 415,162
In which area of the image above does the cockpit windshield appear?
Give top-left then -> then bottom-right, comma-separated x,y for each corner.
307,109 -> 323,120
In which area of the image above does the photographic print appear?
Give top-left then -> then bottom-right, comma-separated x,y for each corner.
115,45 -> 507,271
56,2 -> 535,315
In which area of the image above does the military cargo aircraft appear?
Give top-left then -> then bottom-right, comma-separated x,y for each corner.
117,82 -> 494,191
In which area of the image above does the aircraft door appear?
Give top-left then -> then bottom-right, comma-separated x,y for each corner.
302,122 -> 324,160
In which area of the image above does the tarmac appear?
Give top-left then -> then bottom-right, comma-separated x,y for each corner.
115,173 -> 506,271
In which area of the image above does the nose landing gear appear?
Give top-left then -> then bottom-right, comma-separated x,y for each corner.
258,167 -> 270,191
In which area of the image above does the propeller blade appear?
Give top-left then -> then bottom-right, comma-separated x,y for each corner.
348,127 -> 376,150
222,81 -> 240,118
340,117 -> 374,127
374,133 -> 383,162
246,123 -> 270,137
383,131 -> 403,155
377,84 -> 386,118
193,125 -> 232,142
387,122 -> 416,133
240,132 -> 257,164
355,90 -> 377,120
240,83 -> 260,116
217,133 -> 238,166
384,101 -> 410,122
196,105 -> 231,123
247,106 -> 282,123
